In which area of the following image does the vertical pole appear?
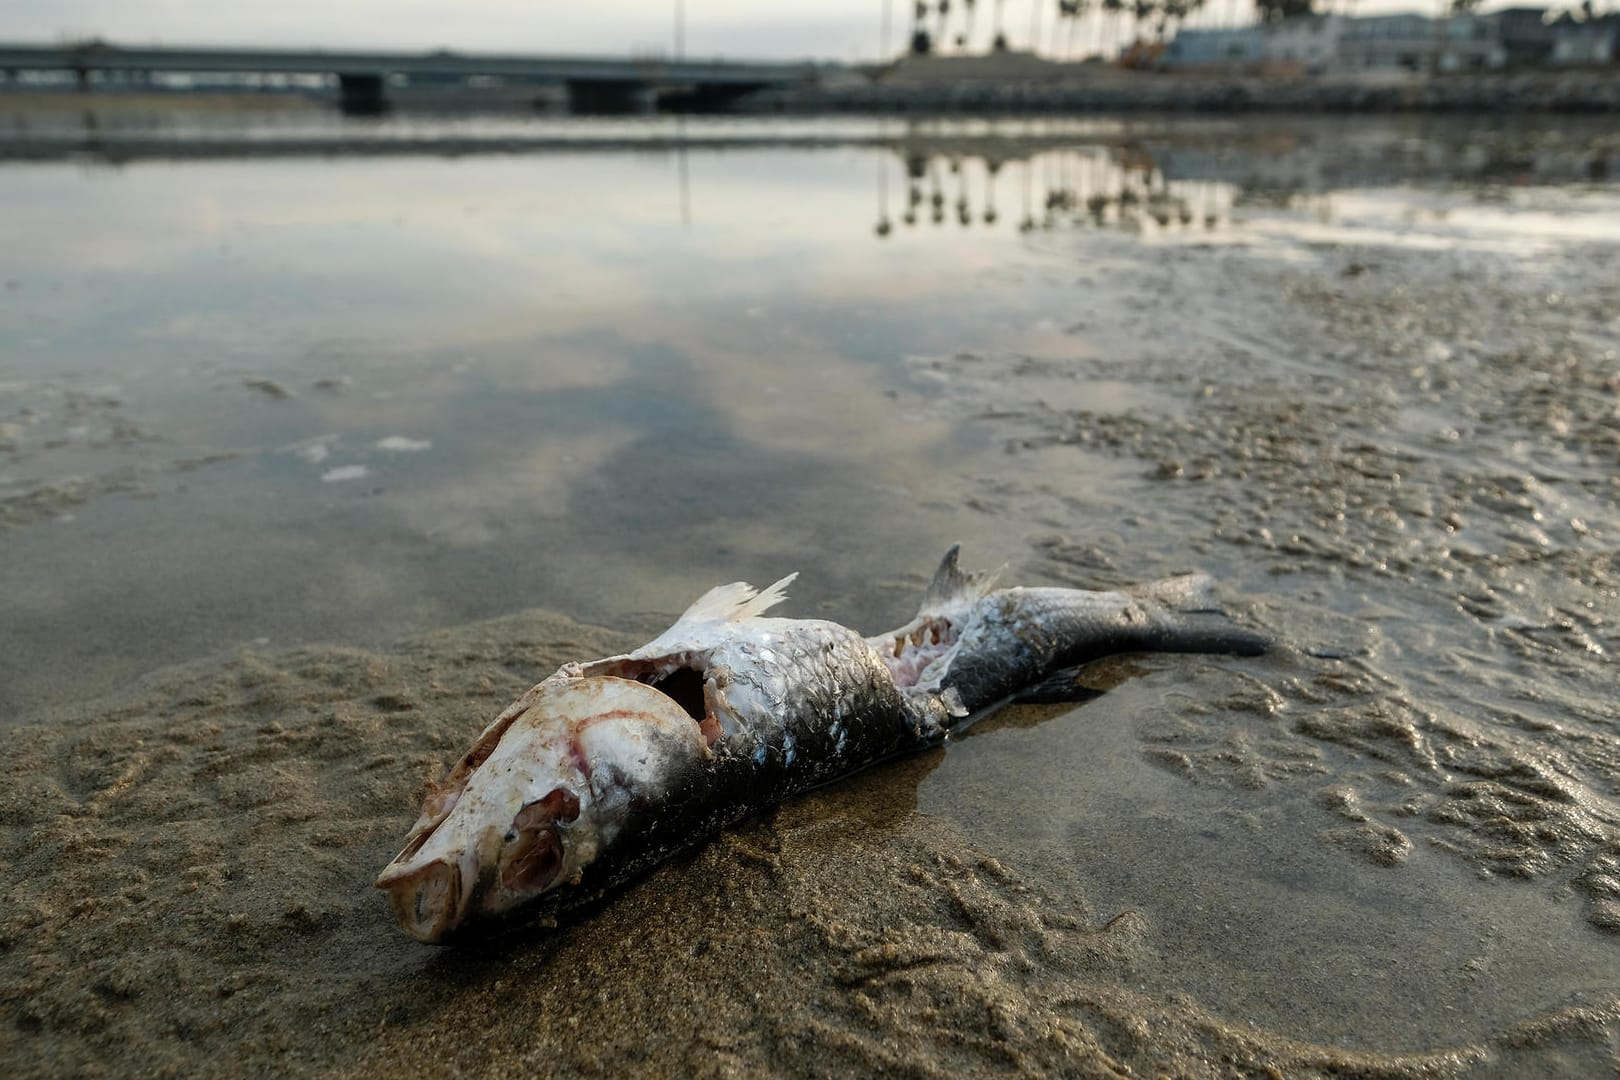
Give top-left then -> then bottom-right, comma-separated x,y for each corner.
675,0 -> 686,61
678,145 -> 691,226
882,0 -> 894,57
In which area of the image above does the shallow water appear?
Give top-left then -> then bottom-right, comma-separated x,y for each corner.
2,111 -> 1618,1075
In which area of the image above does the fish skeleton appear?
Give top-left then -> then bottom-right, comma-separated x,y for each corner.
375,547 -> 1267,943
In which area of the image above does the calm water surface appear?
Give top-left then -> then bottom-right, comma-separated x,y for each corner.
5,112 -> 1612,719
0,113 -> 1245,713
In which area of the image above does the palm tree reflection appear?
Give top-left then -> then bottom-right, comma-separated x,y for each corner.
872,142 -> 1236,240
905,152 -> 926,226
1019,157 -> 1036,232
875,151 -> 894,238
983,159 -> 1002,225
951,158 -> 972,227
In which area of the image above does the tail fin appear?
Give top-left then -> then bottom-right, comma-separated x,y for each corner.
1129,573 -> 1266,656
1141,611 -> 1269,657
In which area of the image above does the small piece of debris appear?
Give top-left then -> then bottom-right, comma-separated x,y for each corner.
242,377 -> 292,400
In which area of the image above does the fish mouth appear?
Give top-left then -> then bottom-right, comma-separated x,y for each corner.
375,858 -> 463,944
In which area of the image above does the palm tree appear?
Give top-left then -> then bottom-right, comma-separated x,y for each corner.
911,0 -> 932,53
1061,0 -> 1081,59
936,0 -> 953,51
1159,0 -> 1198,39
1132,0 -> 1155,52
1029,0 -> 1045,55
992,0 -> 1010,49
962,0 -> 979,50
1101,0 -> 1126,57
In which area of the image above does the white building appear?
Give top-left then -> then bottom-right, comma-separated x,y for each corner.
1330,12 -> 1508,73
1159,26 -> 1266,70
1265,15 -> 1344,74
1551,15 -> 1619,65
1166,10 -> 1591,76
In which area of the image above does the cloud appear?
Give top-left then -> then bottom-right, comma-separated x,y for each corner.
3,0 -> 1474,61
2,1 -> 893,60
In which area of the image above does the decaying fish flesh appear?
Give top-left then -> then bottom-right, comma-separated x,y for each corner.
375,547 -> 1267,943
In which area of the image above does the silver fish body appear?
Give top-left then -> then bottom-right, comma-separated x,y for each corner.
375,547 -> 1266,943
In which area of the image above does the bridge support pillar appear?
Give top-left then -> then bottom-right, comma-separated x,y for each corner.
565,79 -> 657,115
337,73 -> 388,115
659,82 -> 766,113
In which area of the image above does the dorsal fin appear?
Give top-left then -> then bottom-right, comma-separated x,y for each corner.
674,573 -> 798,626
920,545 -> 1002,612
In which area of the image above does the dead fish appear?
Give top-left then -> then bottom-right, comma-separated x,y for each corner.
375,546 -> 1266,943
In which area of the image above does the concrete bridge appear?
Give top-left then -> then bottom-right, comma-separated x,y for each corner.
0,42 -> 822,113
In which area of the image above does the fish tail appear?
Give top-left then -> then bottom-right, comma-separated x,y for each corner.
1135,610 -> 1270,658
1127,574 -> 1268,656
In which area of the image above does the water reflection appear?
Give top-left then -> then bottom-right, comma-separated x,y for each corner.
874,146 -> 1236,239
3,109 -> 1617,192
1,112 -> 1618,719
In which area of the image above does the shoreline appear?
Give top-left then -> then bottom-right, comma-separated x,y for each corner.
4,65 -> 1619,124
743,68 -> 1620,114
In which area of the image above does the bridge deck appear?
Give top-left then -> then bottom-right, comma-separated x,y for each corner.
0,43 -> 816,85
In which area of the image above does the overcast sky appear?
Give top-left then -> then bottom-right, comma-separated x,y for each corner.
2,1 -> 1544,61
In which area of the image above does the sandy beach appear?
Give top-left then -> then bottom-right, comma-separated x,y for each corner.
2,116 -> 1618,1076
5,618 -> 1616,1077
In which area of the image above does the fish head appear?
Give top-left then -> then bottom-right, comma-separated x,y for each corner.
374,670 -> 711,943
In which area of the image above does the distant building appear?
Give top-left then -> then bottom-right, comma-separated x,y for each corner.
1493,7 -> 1558,67
1265,15 -> 1343,75
1162,8 -> 1611,76
1159,26 -> 1265,71
1442,12 -> 1511,71
1336,14 -> 1443,73
1550,13 -> 1619,65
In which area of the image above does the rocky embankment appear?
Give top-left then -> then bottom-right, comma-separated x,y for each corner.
745,56 -> 1620,114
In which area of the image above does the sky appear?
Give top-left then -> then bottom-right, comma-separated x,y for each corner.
0,0 -> 1565,62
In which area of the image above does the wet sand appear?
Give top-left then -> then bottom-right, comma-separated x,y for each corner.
4,620 -> 1615,1078
3,130 -> 1619,1076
